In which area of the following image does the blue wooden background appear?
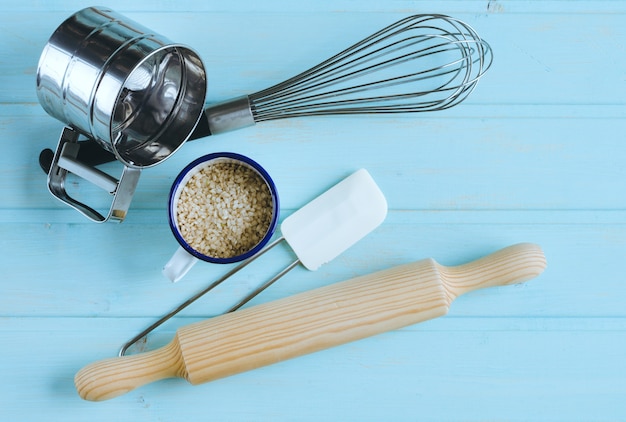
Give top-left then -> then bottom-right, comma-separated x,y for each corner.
2,0 -> 625,420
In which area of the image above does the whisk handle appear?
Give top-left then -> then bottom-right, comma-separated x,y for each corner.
189,110 -> 212,140
202,95 -> 256,135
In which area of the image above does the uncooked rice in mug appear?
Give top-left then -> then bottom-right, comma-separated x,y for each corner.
176,161 -> 273,258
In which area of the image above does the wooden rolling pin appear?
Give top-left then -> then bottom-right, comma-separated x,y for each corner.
75,243 -> 546,401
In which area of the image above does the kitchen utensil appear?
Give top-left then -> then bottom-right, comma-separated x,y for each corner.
39,13 -> 493,170
199,13 -> 493,131
163,152 -> 280,282
37,7 -> 207,222
76,243 -> 546,401
119,168 -> 387,356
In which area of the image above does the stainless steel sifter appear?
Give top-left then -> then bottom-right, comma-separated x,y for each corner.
36,6 -> 207,222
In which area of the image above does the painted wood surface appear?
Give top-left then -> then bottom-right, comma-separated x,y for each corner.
1,1 -> 625,420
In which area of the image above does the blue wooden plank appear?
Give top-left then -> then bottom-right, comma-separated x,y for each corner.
3,107 -> 626,211
2,10 -> 626,105
1,317 -> 625,421
0,211 -> 624,318
3,1 -> 626,14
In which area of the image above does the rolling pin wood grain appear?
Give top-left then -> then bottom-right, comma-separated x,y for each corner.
75,243 -> 546,401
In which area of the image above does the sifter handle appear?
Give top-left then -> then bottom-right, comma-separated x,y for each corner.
75,243 -> 546,401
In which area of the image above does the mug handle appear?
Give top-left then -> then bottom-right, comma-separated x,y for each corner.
163,246 -> 198,282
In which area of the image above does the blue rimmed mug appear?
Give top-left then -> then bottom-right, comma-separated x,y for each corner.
163,152 -> 280,282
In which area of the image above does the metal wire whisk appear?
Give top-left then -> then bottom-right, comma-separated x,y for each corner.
202,13 -> 493,134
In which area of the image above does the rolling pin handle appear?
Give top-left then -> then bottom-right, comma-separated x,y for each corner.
76,340 -> 186,401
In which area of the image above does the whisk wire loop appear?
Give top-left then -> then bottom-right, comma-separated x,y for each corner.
249,14 -> 492,120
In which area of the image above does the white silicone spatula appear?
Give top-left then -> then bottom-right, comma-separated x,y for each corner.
119,169 -> 387,356
281,168 -> 387,270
